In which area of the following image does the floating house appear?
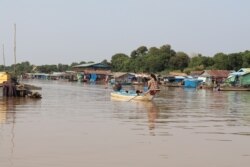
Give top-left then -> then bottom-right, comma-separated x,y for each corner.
219,71 -> 250,91
110,72 -> 135,85
162,72 -> 187,87
199,70 -> 230,85
225,71 -> 250,87
72,62 -> 111,82
190,71 -> 204,78
239,72 -> 250,86
47,72 -> 65,80
28,73 -> 49,79
169,72 -> 188,77
132,73 -> 149,85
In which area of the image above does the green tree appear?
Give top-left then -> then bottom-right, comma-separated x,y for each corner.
37,65 -> 58,73
202,56 -> 214,68
130,50 -> 137,59
189,54 -> 204,68
79,61 -> 86,64
69,62 -> 79,70
127,46 -> 148,72
136,46 -> 148,55
159,44 -> 176,70
146,47 -> 165,72
189,54 -> 214,70
169,52 -> 190,71
227,53 -> 243,71
15,61 -> 33,76
111,53 -> 129,72
213,53 -> 228,69
242,51 -> 250,67
58,64 -> 69,72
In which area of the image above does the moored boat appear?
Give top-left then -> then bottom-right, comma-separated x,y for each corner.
219,86 -> 250,91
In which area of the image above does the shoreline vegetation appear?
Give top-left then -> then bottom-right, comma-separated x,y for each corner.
0,44 -> 249,76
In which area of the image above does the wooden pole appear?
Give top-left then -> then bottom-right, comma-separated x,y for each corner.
14,23 -> 16,75
2,44 -> 5,71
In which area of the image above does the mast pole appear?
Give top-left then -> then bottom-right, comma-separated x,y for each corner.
3,44 -> 5,71
14,23 -> 16,75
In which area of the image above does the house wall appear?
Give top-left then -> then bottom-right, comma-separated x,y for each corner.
240,74 -> 250,86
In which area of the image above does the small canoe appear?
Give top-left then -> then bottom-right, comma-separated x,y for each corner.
111,90 -> 159,101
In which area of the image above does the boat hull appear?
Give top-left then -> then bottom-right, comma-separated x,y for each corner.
111,92 -> 154,101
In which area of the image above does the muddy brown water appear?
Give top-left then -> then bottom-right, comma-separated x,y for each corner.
0,80 -> 250,167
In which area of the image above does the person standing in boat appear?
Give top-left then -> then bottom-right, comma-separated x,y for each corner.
147,73 -> 159,95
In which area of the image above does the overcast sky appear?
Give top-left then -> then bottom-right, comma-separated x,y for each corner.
1,0 -> 250,65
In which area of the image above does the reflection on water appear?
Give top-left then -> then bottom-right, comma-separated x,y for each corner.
0,81 -> 250,167
0,95 -> 41,124
146,102 -> 159,131
111,100 -> 160,136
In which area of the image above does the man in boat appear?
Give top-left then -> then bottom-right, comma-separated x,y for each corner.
136,89 -> 143,95
113,81 -> 122,91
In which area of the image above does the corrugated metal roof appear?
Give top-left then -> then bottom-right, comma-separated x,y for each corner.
169,72 -> 187,76
190,71 -> 204,76
240,68 -> 250,72
230,68 -> 250,76
73,63 -> 96,67
73,63 -> 110,68
111,72 -> 137,78
84,69 -> 111,75
202,70 -> 230,78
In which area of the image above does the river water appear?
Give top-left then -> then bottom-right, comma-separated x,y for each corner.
0,80 -> 250,167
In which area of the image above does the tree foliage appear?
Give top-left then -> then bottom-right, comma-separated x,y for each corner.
213,53 -> 229,70
110,45 -> 250,73
242,51 -> 250,68
169,52 -> 189,70
110,53 -> 130,72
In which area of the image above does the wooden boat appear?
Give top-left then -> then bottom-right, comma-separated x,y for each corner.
219,86 -> 250,91
1,80 -> 42,98
111,90 -> 159,101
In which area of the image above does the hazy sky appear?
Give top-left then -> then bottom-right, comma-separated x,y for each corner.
1,0 -> 250,65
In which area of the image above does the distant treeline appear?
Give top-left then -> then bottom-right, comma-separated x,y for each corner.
1,44 -> 250,76
111,44 -> 250,74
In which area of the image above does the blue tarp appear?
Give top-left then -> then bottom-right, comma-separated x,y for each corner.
90,73 -> 97,82
184,79 -> 202,88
